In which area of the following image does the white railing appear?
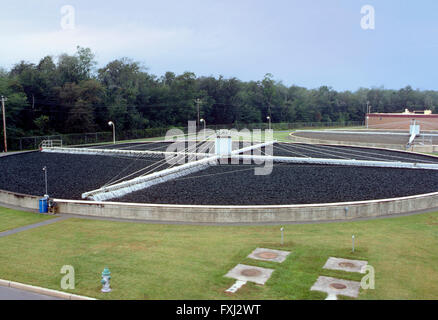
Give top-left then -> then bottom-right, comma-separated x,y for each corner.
39,140 -> 63,149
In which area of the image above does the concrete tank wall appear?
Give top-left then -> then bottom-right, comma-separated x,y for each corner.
0,190 -> 39,210
1,186 -> 438,224
50,192 -> 438,223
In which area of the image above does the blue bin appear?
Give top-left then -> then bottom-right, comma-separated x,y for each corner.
39,198 -> 48,213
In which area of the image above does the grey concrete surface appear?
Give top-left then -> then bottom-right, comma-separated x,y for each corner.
50,190 -> 438,224
247,248 -> 290,263
310,276 -> 361,299
224,264 -> 274,285
3,200 -> 438,227
0,286 -> 64,300
323,257 -> 368,273
0,216 -> 70,238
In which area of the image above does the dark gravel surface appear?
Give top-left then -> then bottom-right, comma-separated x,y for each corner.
2,142 -> 438,204
271,144 -> 438,163
0,152 -> 172,199
293,131 -> 438,145
115,163 -> 438,205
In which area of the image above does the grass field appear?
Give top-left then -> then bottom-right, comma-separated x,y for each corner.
0,208 -> 437,300
0,207 -> 54,232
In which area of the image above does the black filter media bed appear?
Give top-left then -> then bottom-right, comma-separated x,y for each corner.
115,163 -> 438,205
0,152 -> 171,199
270,144 -> 438,163
1,146 -> 438,205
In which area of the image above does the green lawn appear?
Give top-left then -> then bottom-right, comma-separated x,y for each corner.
273,131 -> 293,142
71,130 -> 294,150
46,127 -> 359,150
0,207 -> 54,232
0,208 -> 437,300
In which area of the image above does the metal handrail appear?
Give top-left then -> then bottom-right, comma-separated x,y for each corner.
39,140 -> 63,149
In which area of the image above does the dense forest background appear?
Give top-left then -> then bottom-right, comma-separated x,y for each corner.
1,46 -> 438,141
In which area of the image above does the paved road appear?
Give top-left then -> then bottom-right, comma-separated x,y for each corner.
0,286 -> 64,300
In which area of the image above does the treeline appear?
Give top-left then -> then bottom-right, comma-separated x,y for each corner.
1,46 -> 438,140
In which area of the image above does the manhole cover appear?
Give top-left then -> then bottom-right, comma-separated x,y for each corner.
256,251 -> 279,259
339,262 -> 356,268
329,283 -> 347,290
241,269 -> 262,277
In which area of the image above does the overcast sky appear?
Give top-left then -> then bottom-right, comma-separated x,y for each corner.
1,0 -> 437,91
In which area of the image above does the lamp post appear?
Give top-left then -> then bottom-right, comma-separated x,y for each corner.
108,121 -> 115,144
200,119 -> 206,141
266,116 -> 271,130
42,166 -> 48,197
200,118 -> 206,131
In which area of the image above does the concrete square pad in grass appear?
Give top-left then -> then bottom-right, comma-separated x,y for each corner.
247,248 -> 290,263
323,257 -> 368,273
311,276 -> 361,300
224,264 -> 274,285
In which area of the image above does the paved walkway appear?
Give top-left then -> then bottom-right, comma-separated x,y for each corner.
0,216 -> 70,238
0,286 -> 64,300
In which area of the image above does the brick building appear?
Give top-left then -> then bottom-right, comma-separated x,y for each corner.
366,109 -> 438,130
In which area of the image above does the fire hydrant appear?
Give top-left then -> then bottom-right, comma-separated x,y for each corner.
100,267 -> 112,293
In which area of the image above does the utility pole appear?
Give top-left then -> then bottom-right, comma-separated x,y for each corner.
195,98 -> 202,128
1,96 -> 7,153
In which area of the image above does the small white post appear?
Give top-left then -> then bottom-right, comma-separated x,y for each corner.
352,235 -> 355,253
280,227 -> 284,245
